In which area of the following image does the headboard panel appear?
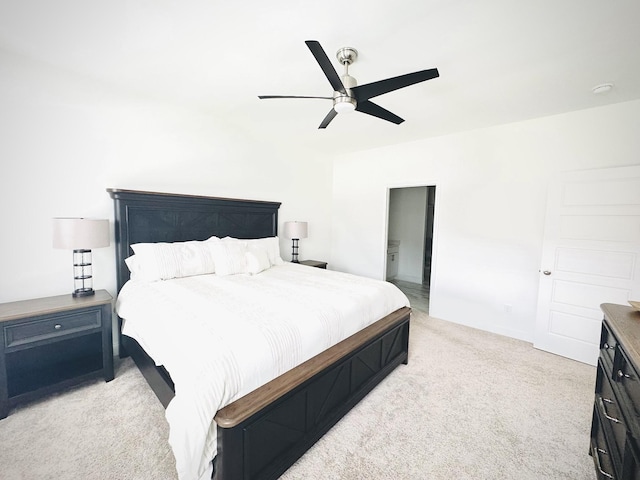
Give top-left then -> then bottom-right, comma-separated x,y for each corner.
107,188 -> 281,293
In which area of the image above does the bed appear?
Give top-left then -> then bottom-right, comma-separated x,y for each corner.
108,188 -> 411,480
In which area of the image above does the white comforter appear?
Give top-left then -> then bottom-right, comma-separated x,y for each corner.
116,263 -> 410,480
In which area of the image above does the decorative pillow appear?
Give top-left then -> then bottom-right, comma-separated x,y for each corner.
129,240 -> 216,282
177,241 -> 217,277
124,255 -> 141,280
208,240 -> 247,276
245,245 -> 271,275
244,237 -> 284,266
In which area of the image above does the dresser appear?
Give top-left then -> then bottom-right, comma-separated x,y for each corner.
591,303 -> 640,479
0,290 -> 114,419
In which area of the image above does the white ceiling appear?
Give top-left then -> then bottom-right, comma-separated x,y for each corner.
1,0 -> 639,155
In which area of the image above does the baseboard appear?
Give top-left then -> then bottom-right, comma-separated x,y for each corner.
394,274 -> 422,284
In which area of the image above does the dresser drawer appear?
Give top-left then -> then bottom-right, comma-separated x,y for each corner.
601,322 -> 618,367
597,361 -> 628,468
591,407 -> 618,480
4,309 -> 102,349
614,348 -> 640,430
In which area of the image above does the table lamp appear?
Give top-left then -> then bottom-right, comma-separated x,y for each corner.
283,221 -> 308,263
53,218 -> 110,297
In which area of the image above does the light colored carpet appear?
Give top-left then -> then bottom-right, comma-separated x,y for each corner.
0,310 -> 597,479
0,354 -> 176,480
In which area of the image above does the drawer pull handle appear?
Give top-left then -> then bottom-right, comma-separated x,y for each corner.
617,370 -> 631,380
592,441 -> 615,479
599,397 -> 621,424
54,324 -> 62,330
603,343 -> 615,350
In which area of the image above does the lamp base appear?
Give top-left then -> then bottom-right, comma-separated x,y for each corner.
291,238 -> 301,263
72,288 -> 95,298
72,249 -> 94,298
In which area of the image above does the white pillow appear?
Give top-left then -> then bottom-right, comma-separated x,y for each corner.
129,240 -> 216,281
208,240 -> 247,276
244,237 -> 284,266
245,245 -> 271,275
178,241 -> 217,277
124,255 -> 141,280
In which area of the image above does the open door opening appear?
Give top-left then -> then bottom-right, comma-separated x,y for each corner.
386,186 -> 436,313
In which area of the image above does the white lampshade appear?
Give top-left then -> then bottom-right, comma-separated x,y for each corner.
284,221 -> 308,240
52,218 -> 110,250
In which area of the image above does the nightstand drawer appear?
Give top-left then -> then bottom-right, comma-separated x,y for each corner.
4,310 -> 101,349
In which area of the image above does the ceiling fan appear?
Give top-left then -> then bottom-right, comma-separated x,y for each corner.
258,40 -> 439,129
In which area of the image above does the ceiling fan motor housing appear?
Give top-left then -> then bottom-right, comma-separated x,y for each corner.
334,74 -> 358,112
334,49 -> 358,113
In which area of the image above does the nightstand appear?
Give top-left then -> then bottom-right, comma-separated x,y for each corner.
0,290 -> 114,419
299,260 -> 328,269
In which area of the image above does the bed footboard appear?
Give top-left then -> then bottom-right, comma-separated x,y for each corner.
214,306 -> 411,480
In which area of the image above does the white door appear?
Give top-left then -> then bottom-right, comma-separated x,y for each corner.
533,165 -> 640,365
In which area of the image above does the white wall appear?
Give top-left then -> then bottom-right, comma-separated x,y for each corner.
0,50 -> 333,304
4,45 -> 639,347
331,99 -> 640,342
388,187 -> 427,283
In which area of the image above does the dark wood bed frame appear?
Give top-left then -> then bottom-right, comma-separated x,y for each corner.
108,188 -> 411,480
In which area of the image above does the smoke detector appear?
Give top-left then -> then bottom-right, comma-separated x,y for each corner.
592,83 -> 614,95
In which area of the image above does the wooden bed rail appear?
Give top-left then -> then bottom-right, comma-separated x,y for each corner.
215,306 -> 411,428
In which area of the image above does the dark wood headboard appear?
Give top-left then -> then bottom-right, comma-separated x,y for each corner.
107,189 -> 281,294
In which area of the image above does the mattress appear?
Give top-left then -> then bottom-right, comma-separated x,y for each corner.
116,263 -> 410,480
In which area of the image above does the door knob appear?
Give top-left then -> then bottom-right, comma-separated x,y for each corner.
542,270 -> 551,275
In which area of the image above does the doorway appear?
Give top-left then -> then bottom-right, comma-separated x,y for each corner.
386,186 -> 436,313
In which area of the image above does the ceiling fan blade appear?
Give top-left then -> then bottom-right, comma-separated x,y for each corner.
305,40 -> 346,94
258,95 -> 332,100
355,100 -> 404,124
351,68 -> 439,101
318,108 -> 338,129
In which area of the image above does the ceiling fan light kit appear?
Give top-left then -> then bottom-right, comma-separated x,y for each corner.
333,96 -> 356,113
258,40 -> 439,129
